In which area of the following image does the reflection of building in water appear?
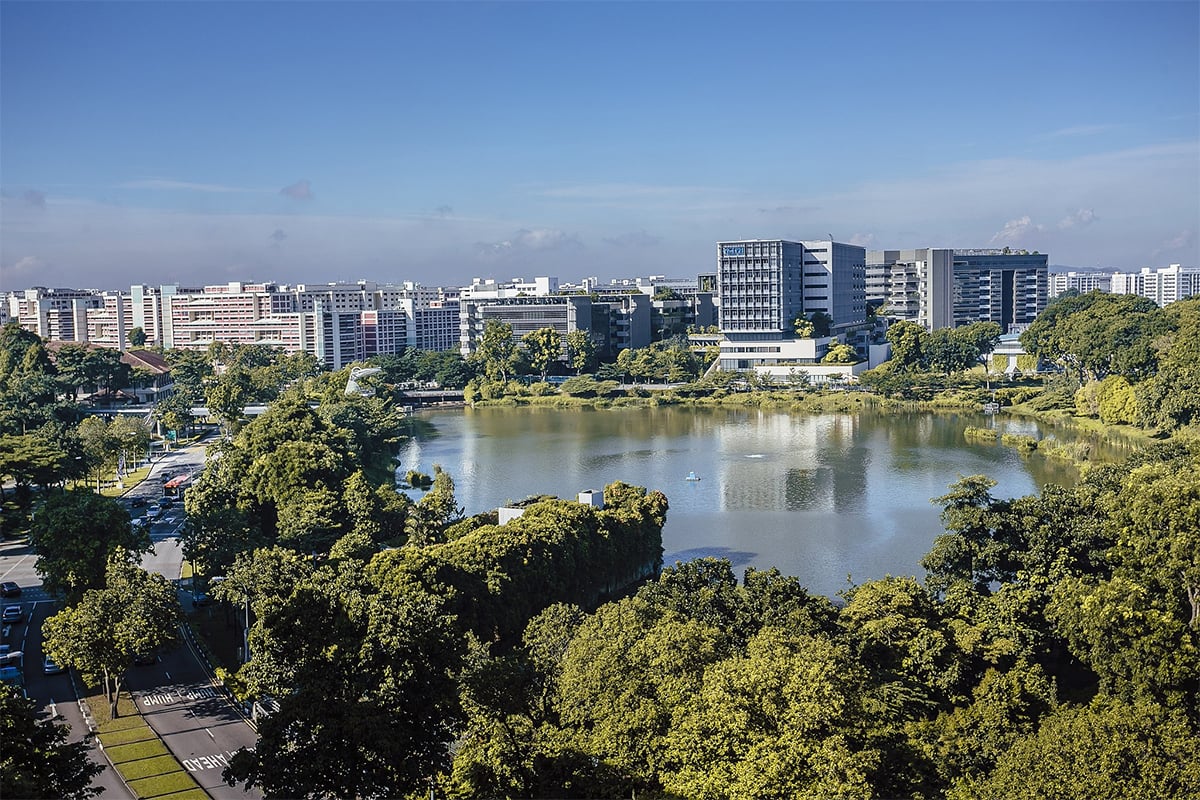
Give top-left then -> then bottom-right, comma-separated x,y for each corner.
716,413 -> 868,513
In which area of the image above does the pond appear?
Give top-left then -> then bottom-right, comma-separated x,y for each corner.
397,405 -> 1136,598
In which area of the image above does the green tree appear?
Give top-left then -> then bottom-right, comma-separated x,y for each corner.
29,490 -> 150,603
474,320 -> 518,383
0,685 -> 104,799
221,562 -> 465,799
206,368 -> 252,435
957,698 -> 1200,800
128,326 -> 147,347
1020,291 -> 1168,382
886,321 -> 927,370
821,342 -> 858,364
1135,296 -> 1200,429
43,561 -> 181,718
522,327 -> 562,380
565,330 -> 597,374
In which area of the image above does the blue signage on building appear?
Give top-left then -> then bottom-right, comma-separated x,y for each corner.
722,245 -> 745,257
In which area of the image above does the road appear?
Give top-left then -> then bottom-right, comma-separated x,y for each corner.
2,438 -> 261,799
124,627 -> 261,798
10,599 -> 134,800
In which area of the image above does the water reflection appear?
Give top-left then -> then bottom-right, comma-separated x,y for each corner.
398,405 -> 1138,597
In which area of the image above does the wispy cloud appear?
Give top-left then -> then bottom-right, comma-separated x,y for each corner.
476,228 -> 582,256
603,230 -> 661,247
280,179 -> 313,200
848,232 -> 877,248
990,215 -> 1046,244
270,228 -> 287,244
120,178 -> 263,193
433,205 -> 454,218
6,255 -> 46,275
1057,208 -> 1097,229
1039,123 -> 1120,139
1153,230 -> 1195,258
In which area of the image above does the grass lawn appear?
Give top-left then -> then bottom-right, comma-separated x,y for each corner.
118,754 -> 182,781
129,770 -> 203,798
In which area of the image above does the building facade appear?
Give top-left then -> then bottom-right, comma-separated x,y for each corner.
865,248 -> 954,330
1047,270 -> 1112,299
1110,264 -> 1199,306
715,239 -> 867,338
951,250 -> 1048,331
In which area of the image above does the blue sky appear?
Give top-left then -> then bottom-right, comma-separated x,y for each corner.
2,1 -> 1197,291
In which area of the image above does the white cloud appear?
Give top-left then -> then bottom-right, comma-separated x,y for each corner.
5,255 -> 45,275
603,230 -> 661,247
848,232 -> 877,247
1153,230 -> 1196,258
1057,208 -> 1097,229
476,228 -> 582,256
990,216 -> 1046,244
120,179 -> 264,193
280,180 -> 313,200
1039,123 -> 1120,139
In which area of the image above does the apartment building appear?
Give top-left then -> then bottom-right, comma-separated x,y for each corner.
865,248 -> 954,330
8,281 -> 461,371
1047,271 -> 1112,298
1110,264 -> 1199,306
7,287 -> 103,342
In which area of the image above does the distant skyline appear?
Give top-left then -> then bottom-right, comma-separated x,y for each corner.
2,1 -> 1197,292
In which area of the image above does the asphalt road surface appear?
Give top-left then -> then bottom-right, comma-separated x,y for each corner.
2,437 -> 264,800
124,625 -> 262,799
8,599 -> 135,800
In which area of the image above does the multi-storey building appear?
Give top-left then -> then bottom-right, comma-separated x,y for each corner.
865,248 -> 954,330
8,281 -> 462,370
716,239 -> 866,338
1110,264 -> 1199,306
7,287 -> 103,342
951,250 -> 1047,331
1047,271 -> 1112,298
713,239 -> 871,382
459,294 -> 597,360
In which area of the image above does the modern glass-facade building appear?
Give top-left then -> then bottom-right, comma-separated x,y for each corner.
951,250 -> 1048,331
716,239 -> 866,338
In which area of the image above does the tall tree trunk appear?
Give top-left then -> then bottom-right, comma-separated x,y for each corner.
112,673 -> 123,719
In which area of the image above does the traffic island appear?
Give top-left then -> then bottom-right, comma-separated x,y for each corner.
87,687 -> 208,800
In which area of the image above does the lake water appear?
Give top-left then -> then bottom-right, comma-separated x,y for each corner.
397,405 -> 1135,598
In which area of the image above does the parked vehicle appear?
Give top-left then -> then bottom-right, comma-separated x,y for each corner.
147,504 -> 163,519
0,582 -> 20,598
2,605 -> 22,624
130,497 -> 147,508
43,655 -> 63,675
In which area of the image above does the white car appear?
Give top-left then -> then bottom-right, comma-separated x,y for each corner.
147,504 -> 162,519
43,655 -> 63,675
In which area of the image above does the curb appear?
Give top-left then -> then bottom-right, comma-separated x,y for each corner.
68,667 -> 139,800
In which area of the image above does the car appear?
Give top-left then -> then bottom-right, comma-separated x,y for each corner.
0,582 -> 19,598
129,497 -> 147,508
42,655 -> 63,675
133,652 -> 157,666
147,504 -> 162,519
2,605 -> 22,624
159,497 -> 174,508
